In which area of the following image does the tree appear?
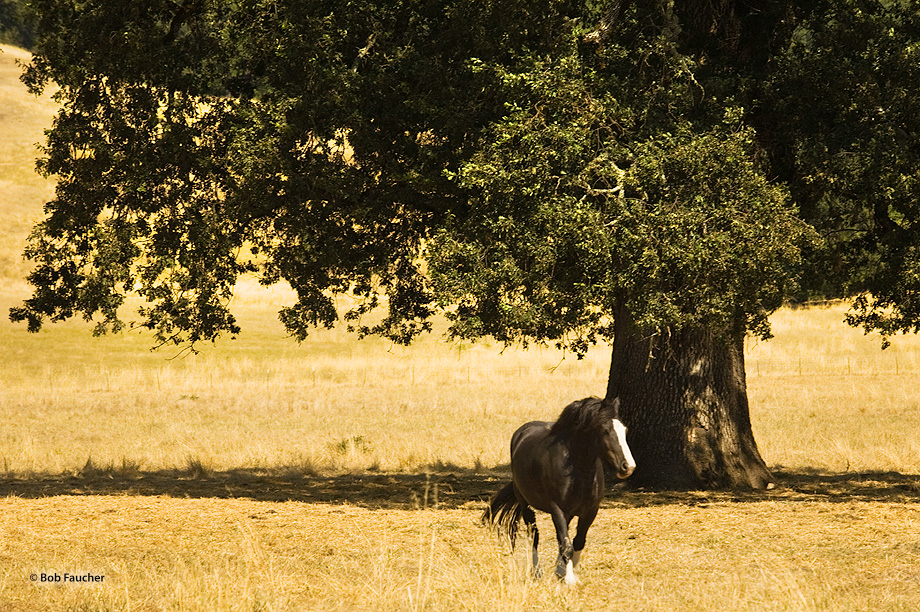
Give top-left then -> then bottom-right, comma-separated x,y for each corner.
11,0 -> 920,489
0,0 -> 33,48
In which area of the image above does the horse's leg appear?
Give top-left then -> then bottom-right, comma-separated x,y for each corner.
571,507 -> 598,571
548,505 -> 575,584
521,505 -> 541,579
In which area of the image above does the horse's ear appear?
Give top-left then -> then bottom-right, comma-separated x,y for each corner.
603,397 -> 620,417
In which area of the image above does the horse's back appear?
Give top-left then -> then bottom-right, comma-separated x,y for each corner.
510,420 -> 552,456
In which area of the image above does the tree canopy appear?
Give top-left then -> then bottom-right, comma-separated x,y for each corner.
767,0 -> 920,346
10,0 -> 920,355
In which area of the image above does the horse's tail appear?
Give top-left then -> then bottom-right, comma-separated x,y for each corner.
481,482 -> 525,546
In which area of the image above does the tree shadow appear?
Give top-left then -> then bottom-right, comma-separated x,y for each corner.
608,469 -> 920,508
0,466 -> 506,510
774,469 -> 920,502
1,467 -> 918,509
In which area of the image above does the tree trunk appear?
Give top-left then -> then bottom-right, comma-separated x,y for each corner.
605,310 -> 774,490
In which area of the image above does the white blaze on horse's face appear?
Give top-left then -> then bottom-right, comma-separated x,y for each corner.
613,419 -> 636,478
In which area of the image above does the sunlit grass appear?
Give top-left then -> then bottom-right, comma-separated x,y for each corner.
0,285 -> 611,476
0,44 -> 57,285
3,495 -> 919,611
4,279 -> 920,479
746,304 -> 920,475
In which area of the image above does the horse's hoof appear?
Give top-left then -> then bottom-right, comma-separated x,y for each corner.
556,559 -> 578,585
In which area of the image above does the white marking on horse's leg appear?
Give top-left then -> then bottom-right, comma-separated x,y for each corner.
563,559 -> 577,585
571,548 -> 582,569
613,419 -> 636,475
555,553 -> 566,579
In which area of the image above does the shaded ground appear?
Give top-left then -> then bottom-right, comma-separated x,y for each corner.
614,469 -> 920,507
0,468 -> 500,509
1,467 -> 919,508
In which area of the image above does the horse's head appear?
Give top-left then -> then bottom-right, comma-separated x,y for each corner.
600,398 -> 636,479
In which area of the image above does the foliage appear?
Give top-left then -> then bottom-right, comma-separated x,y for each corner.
765,0 -> 920,346
0,0 -> 32,48
430,38 -> 808,352
10,0 -> 570,349
9,0 -> 920,354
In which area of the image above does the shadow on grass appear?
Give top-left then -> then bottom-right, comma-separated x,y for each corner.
0,465 -> 506,509
610,469 -> 920,508
1,466 -> 918,509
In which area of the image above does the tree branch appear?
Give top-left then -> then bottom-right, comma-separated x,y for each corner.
351,32 -> 378,73
584,0 -> 629,45
163,0 -> 202,43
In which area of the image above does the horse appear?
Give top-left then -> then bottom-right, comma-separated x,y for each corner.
482,397 -> 635,584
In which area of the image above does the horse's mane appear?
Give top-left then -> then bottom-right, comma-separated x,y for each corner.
549,397 -> 617,436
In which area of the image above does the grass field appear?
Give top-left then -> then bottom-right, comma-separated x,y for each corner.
0,44 -> 57,287
3,43 -> 920,611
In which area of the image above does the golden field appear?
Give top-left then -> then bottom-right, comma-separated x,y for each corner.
3,43 -> 920,611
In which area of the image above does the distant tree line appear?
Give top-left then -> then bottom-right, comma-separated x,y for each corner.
0,0 -> 32,49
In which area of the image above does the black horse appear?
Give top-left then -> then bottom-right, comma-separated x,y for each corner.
482,397 -> 635,584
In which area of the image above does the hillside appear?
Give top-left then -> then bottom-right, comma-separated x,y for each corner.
0,44 -> 57,289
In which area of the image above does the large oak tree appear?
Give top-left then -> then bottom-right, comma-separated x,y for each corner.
11,0 -> 920,488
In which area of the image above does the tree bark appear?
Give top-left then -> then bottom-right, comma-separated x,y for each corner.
606,310 -> 774,490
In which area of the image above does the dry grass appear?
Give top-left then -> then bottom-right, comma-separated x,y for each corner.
746,305 -> 920,475
0,44 -> 57,286
0,277 -> 614,476
2,492 -> 920,612
4,284 -> 920,479
4,43 -> 920,611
